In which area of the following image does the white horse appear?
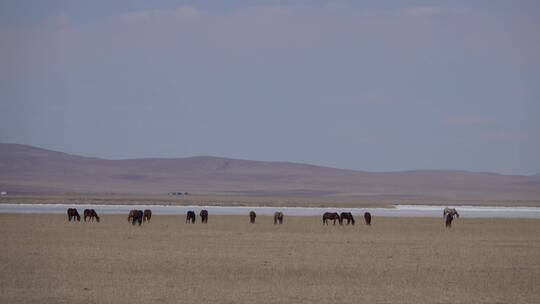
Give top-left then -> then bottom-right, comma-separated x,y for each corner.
443,207 -> 459,219
443,208 -> 459,228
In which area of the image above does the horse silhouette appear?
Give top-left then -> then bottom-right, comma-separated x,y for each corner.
364,212 -> 372,225
322,212 -> 341,225
143,209 -> 152,223
340,212 -> 355,225
186,211 -> 196,224
128,209 -> 143,226
67,208 -> 80,222
274,212 -> 284,224
83,209 -> 100,222
200,210 -> 208,223
444,208 -> 459,228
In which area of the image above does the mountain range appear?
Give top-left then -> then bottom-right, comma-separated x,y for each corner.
1,143 -> 539,200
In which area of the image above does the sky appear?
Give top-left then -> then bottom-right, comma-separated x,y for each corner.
0,0 -> 539,175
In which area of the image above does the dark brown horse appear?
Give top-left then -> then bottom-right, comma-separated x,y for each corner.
128,209 -> 136,222
143,209 -> 152,223
274,212 -> 284,224
200,210 -> 208,223
364,212 -> 372,225
322,212 -> 341,225
186,211 -> 196,224
67,208 -> 81,222
340,212 -> 355,225
249,211 -> 256,223
83,209 -> 100,222
128,209 -> 143,226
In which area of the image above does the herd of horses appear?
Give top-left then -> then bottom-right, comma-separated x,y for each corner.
66,207 -> 460,228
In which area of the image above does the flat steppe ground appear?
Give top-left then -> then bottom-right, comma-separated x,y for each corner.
1,215 -> 539,303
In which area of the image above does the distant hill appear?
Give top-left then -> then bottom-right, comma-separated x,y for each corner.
1,143 -> 539,200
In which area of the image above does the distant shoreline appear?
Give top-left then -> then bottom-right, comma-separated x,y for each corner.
2,194 -> 540,208
2,203 -> 540,218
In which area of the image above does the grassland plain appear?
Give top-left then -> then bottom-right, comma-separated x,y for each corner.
0,214 -> 539,303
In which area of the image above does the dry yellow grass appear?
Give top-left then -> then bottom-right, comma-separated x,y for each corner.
1,214 -> 539,303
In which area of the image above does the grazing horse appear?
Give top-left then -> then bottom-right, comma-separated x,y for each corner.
143,209 -> 152,223
364,212 -> 372,226
322,212 -> 341,225
128,209 -> 136,222
249,211 -> 256,224
274,212 -> 284,224
83,209 -> 100,222
67,208 -> 81,222
444,208 -> 459,228
200,210 -> 208,223
443,208 -> 459,219
129,210 -> 143,226
340,212 -> 355,225
186,211 -> 196,224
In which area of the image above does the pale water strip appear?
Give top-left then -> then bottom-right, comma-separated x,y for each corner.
1,203 -> 540,218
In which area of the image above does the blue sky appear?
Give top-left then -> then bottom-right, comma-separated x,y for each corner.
0,1 -> 539,174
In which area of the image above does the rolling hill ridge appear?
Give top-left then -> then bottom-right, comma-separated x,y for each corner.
1,143 -> 539,200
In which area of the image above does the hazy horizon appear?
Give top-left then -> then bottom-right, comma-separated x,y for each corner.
1,1 -> 539,175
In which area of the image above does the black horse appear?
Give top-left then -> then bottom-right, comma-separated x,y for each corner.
340,212 -> 355,225
200,210 -> 208,223
83,209 -> 100,222
143,209 -> 152,223
274,212 -> 284,224
364,212 -> 372,226
249,211 -> 256,224
67,208 -> 81,222
186,211 -> 196,224
128,210 -> 143,226
322,212 -> 341,225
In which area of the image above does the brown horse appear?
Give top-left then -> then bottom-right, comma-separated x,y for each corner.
322,212 -> 341,225
249,211 -> 256,223
364,212 -> 372,225
200,210 -> 208,223
128,209 -> 143,226
67,208 -> 81,222
186,211 -> 196,224
143,209 -> 152,223
274,212 -> 284,224
340,212 -> 355,225
83,209 -> 100,222
128,209 -> 136,222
